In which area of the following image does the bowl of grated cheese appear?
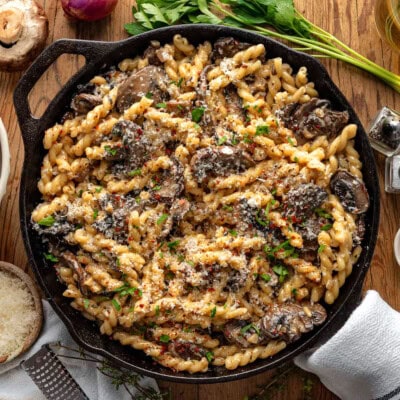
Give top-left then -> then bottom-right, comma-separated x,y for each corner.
0,262 -> 43,364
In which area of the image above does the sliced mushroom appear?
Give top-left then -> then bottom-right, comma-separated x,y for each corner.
116,66 -> 169,113
277,99 -> 349,141
71,93 -> 102,115
227,268 -> 249,292
170,198 -> 191,221
224,84 -> 245,118
353,215 -> 366,245
258,302 -> 327,343
223,320 -> 256,348
0,0 -> 48,71
167,339 -> 206,361
143,41 -> 162,66
62,251 -> 88,296
153,157 -> 184,204
190,146 -> 255,185
212,37 -> 252,61
330,170 -> 369,214
33,215 -> 75,237
284,183 -> 328,220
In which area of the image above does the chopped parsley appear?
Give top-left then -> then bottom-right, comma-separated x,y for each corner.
95,186 -> 102,193
156,102 -> 167,108
44,253 -> 58,262
191,106 -> 205,123
229,229 -> 238,237
240,323 -> 260,335
104,145 -> 117,156
205,351 -> 214,362
93,209 -> 99,220
116,257 -> 121,267
222,205 -> 233,212
287,137 -> 295,146
260,273 -> 271,282
128,169 -> 142,177
145,92 -> 153,98
315,208 -> 332,219
210,306 -> 217,318
78,189 -> 83,198
321,223 -> 332,231
255,125 -> 270,136
231,132 -> 240,145
157,213 -> 169,225
83,299 -> 90,309
111,299 -> 121,311
160,334 -> 170,343
318,244 -> 327,253
155,305 -> 160,316
167,240 -> 180,251
294,156 -> 299,163
153,185 -> 161,191
171,77 -> 183,87
292,288 -> 298,296
243,133 -> 253,143
272,265 -> 289,283
38,215 -> 55,226
217,136 -> 228,145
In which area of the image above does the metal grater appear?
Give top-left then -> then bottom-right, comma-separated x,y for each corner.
20,344 -> 90,400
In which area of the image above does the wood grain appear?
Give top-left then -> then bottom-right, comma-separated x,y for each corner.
0,0 -> 399,398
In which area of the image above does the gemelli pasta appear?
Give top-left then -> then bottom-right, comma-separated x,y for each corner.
32,35 -> 369,373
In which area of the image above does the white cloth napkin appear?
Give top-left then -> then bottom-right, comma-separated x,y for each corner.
0,301 -> 159,400
295,290 -> 400,400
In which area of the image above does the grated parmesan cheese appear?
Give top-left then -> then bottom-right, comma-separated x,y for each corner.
0,271 -> 36,357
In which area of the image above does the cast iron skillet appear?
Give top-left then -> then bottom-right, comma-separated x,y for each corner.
14,24 -> 380,383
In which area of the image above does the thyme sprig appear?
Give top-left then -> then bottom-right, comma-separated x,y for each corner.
51,343 -> 169,400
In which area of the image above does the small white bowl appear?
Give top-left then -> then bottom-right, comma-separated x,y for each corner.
394,229 -> 400,266
0,118 -> 10,202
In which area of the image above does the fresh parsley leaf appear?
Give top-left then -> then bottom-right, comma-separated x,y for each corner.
155,305 -> 160,316
44,253 -> 58,262
160,334 -> 170,343
260,273 -> 271,282
315,208 -> 332,219
124,22 -> 149,36
95,186 -> 102,193
272,265 -> 289,283
145,92 -> 153,99
205,351 -> 214,362
112,299 -> 121,311
128,169 -> 142,177
321,223 -> 332,231
210,306 -> 217,318
167,240 -> 180,251
240,323 -> 260,335
93,209 -> 99,220
104,145 -> 117,156
38,215 -> 55,226
287,136 -> 295,146
217,136 -> 228,145
83,299 -> 90,309
156,102 -> 167,108
191,106 -> 205,123
157,214 -> 169,225
255,125 -> 270,136
318,244 -> 327,253
229,229 -> 238,237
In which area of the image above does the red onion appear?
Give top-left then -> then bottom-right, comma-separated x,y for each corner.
61,0 -> 118,21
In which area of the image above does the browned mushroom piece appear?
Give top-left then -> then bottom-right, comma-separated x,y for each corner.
223,320 -> 257,348
330,170 -> 370,214
0,0 -> 48,71
258,302 -> 327,343
61,251 -> 88,296
71,93 -> 103,115
212,37 -> 252,61
224,84 -> 245,118
190,146 -> 255,185
167,339 -> 207,361
277,98 -> 349,141
33,214 -> 75,236
353,215 -> 366,245
170,198 -> 191,221
116,65 -> 169,113
284,183 -> 328,220
154,157 -> 184,204
143,41 -> 162,66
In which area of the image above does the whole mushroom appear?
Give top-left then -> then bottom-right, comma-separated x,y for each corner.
0,0 -> 48,71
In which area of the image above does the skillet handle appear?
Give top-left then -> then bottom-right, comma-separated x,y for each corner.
13,39 -> 116,141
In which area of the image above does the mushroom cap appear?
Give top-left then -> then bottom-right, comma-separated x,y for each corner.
0,0 -> 48,72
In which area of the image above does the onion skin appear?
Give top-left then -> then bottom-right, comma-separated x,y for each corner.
61,0 -> 118,21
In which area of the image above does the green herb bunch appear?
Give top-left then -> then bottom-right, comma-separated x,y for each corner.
125,0 -> 400,93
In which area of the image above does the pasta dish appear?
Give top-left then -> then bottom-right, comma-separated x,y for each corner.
31,35 -> 369,373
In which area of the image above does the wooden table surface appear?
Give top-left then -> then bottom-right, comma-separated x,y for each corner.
1,0 -> 399,399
